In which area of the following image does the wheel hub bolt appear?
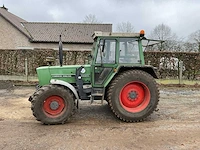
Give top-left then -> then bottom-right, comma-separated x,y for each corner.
50,101 -> 59,110
128,91 -> 137,100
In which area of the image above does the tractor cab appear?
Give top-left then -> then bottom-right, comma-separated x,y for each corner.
90,31 -> 162,88
91,31 -> 145,65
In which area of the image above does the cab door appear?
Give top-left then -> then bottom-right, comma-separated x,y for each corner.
92,39 -> 117,87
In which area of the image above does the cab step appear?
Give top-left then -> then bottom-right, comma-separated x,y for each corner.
91,88 -> 105,104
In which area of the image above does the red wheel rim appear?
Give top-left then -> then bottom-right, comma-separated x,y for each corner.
120,81 -> 150,113
43,96 -> 65,117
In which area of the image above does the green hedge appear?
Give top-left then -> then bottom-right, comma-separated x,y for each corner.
0,49 -> 200,80
144,51 -> 200,80
0,49 -> 90,76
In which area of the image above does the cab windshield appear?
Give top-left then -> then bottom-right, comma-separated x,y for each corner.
96,39 -> 116,64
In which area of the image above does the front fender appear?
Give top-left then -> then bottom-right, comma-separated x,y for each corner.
50,79 -> 80,101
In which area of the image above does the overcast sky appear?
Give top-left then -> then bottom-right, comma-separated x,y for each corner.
1,0 -> 200,39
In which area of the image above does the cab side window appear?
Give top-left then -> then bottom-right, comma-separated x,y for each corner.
119,38 -> 140,63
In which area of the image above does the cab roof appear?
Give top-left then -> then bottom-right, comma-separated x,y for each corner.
92,31 -> 141,39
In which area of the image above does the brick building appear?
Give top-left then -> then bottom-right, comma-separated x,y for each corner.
0,5 -> 112,50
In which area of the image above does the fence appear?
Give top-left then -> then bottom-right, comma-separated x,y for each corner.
0,49 -> 200,81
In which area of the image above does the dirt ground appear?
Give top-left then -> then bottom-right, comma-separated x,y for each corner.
0,84 -> 199,150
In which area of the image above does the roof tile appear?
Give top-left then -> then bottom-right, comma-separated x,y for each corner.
0,7 -> 112,44
22,22 -> 112,43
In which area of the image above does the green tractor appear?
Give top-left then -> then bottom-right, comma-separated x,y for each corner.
29,30 -> 162,125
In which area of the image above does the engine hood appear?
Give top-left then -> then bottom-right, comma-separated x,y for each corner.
37,65 -> 91,86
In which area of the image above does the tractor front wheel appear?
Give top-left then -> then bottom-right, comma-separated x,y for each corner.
107,70 -> 159,122
31,85 -> 74,125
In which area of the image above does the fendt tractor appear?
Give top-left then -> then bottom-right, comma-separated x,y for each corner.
29,30 -> 162,125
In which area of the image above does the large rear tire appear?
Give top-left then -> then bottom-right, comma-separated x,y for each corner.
31,85 -> 74,125
107,70 -> 159,122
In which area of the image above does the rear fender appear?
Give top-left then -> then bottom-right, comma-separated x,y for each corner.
118,66 -> 159,79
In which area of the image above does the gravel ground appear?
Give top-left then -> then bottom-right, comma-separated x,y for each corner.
0,85 -> 199,150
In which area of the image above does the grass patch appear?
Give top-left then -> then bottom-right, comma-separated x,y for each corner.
156,79 -> 200,85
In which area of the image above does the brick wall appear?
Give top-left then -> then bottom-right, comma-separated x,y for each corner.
0,16 -> 30,49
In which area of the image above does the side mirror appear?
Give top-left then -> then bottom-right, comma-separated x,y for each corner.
102,39 -> 106,53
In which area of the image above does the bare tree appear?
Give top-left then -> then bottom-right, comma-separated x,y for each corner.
83,14 -> 102,24
150,23 -> 174,40
116,21 -> 135,33
182,42 -> 197,52
149,23 -> 178,51
188,30 -> 200,52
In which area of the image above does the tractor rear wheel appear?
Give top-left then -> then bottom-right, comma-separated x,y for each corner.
107,70 -> 159,122
31,85 -> 74,125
